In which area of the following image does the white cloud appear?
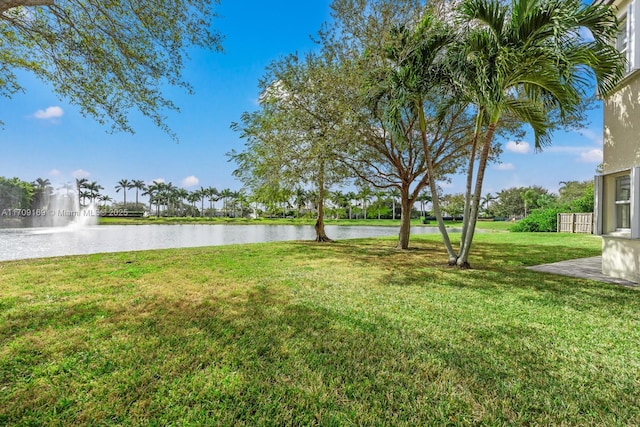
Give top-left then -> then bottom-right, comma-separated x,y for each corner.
505,141 -> 531,154
494,162 -> 515,171
181,175 -> 200,188
48,168 -> 61,177
33,106 -> 64,120
149,178 -> 165,185
545,144 -> 603,163
72,169 -> 90,179
578,149 -> 603,163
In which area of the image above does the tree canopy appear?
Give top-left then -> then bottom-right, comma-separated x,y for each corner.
0,0 -> 223,138
230,52 -> 352,241
229,0 -> 623,264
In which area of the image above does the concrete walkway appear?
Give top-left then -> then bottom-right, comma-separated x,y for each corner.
527,256 -> 639,288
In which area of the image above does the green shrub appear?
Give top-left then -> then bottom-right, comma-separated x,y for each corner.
511,207 -> 563,232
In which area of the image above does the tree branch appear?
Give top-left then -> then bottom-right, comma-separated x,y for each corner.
0,0 -> 53,13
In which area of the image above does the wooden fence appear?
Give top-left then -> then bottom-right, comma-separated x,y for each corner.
557,213 -> 593,234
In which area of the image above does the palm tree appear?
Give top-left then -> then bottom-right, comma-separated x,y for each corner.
330,190 -> 347,219
75,178 -> 88,207
143,181 -> 163,217
32,177 -> 52,208
99,195 -> 113,207
195,186 -> 207,217
174,188 -> 189,216
187,191 -> 200,215
388,188 -> 400,221
372,190 -> 388,220
356,185 -> 372,220
33,177 -> 51,191
480,193 -> 497,216
278,188 -> 292,218
416,191 -> 432,218
424,0 -> 624,267
85,181 -> 103,204
219,188 -> 233,217
131,179 -> 146,209
206,187 -> 219,216
79,190 -> 92,206
162,182 -> 177,215
115,179 -> 132,207
294,187 -> 308,218
344,191 -> 358,220
235,189 -> 249,218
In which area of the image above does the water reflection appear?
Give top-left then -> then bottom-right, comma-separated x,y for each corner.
0,224 -> 454,262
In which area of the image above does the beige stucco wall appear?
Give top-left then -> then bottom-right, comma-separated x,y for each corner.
603,71 -> 640,173
612,0 -> 633,15
600,0 -> 640,283
603,236 -> 640,282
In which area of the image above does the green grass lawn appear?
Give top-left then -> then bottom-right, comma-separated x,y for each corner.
1,233 -> 638,425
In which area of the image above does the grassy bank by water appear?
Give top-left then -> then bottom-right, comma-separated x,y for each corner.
98,216 -> 514,231
1,233 -> 638,425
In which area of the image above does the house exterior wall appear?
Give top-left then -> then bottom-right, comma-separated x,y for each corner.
596,0 -> 640,283
603,236 -> 640,282
602,73 -> 640,173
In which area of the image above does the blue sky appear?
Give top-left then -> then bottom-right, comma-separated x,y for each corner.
0,1 -> 604,202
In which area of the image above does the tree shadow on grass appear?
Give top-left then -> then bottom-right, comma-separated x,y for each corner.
3,237 -> 640,425
290,237 -> 638,311
3,268 -> 640,425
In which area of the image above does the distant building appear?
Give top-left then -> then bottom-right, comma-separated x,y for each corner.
594,0 -> 640,282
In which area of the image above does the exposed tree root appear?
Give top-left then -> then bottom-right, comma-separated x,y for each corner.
315,235 -> 333,243
456,261 -> 471,270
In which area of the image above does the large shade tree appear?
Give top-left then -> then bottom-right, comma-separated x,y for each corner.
0,0 -> 223,138
320,0 -> 474,249
231,52 -> 351,242
363,10 -> 475,249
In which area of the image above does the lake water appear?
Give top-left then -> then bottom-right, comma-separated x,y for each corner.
0,224 -> 451,262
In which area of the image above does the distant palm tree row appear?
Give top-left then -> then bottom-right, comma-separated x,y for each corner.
20,175 -> 505,220
62,178 -> 435,219
29,175 -> 498,220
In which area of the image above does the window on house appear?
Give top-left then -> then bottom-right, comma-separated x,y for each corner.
616,15 -> 631,73
616,175 -> 631,229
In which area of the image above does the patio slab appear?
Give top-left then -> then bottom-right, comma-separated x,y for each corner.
527,256 -> 639,288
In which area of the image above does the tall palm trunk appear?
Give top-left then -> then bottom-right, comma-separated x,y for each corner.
460,108 -> 484,247
425,148 -> 458,264
418,104 -> 457,263
457,117 -> 499,268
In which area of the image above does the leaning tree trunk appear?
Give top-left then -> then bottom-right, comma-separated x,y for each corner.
418,105 -> 457,264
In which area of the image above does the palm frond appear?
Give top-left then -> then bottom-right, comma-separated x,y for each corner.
503,98 -> 551,151
460,0 -> 508,39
